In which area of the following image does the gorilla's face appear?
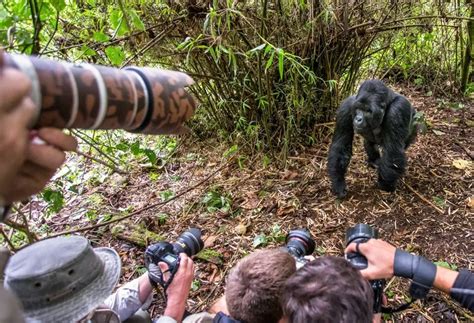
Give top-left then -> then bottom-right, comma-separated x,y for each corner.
352,81 -> 389,135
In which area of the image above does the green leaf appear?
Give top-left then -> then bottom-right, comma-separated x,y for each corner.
105,46 -> 125,66
432,196 -> 445,207
50,0 -> 66,12
42,188 -> 64,213
143,149 -> 157,164
434,261 -> 457,270
80,45 -> 97,57
253,234 -> 268,248
223,144 -> 238,157
130,141 -> 141,155
265,51 -> 275,70
93,32 -> 109,42
278,48 -> 284,80
159,190 -> 174,202
129,10 -> 145,31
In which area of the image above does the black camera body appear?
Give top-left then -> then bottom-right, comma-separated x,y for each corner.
145,228 -> 204,288
284,229 -> 316,269
346,224 -> 384,313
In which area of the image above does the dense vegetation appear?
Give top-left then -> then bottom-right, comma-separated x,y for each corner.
1,1 -> 473,159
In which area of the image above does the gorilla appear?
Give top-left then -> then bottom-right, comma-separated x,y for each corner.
327,80 -> 417,198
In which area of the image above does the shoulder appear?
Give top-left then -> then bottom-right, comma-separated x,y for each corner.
337,95 -> 356,114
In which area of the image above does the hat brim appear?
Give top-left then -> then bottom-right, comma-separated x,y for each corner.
23,247 -> 121,322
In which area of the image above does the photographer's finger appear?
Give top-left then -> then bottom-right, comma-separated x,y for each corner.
158,262 -> 171,281
37,128 -> 78,152
359,268 -> 375,280
0,69 -> 32,113
27,143 -> 66,171
8,97 -> 36,130
345,242 -> 358,254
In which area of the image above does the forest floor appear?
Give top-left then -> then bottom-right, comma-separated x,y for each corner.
26,85 -> 474,322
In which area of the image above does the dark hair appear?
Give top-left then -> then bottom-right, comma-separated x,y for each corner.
281,256 -> 373,323
225,248 -> 296,323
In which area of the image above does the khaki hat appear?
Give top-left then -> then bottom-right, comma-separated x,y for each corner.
4,236 -> 121,322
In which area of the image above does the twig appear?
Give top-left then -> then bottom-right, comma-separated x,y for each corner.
39,10 -> 60,56
0,226 -> 16,251
28,0 -> 42,54
454,141 -> 474,160
76,150 -> 127,174
42,157 -> 236,239
10,206 -> 37,243
120,25 -> 173,68
402,180 -> 444,214
71,130 -> 121,166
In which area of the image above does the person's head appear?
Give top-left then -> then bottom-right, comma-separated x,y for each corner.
281,256 -> 373,323
4,235 -> 121,322
225,248 -> 296,323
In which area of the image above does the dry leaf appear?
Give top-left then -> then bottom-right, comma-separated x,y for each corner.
467,196 -> 474,209
282,170 -> 298,180
452,159 -> 471,170
204,235 -> 218,248
235,223 -> 247,235
241,192 -> 260,210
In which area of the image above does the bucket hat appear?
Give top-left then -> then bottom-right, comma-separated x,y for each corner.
4,236 -> 121,322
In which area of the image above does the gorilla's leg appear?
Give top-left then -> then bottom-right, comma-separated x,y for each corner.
377,96 -> 414,191
364,140 -> 380,169
327,98 -> 355,198
378,145 -> 406,192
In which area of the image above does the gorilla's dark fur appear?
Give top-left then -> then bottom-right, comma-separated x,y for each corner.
327,80 -> 417,198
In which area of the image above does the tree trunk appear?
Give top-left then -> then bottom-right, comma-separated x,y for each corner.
461,0 -> 474,92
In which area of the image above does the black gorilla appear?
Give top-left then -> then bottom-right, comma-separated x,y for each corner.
327,80 -> 417,198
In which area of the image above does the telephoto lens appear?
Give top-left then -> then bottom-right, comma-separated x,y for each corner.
345,223 -> 377,270
173,228 -> 204,257
284,229 -> 316,269
3,52 -> 197,135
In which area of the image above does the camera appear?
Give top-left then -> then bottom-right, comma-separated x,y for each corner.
145,228 -> 204,288
345,223 -> 384,313
283,229 -> 316,269
3,52 -> 196,135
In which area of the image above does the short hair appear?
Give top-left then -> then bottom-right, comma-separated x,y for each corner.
281,256 -> 373,323
225,248 -> 296,323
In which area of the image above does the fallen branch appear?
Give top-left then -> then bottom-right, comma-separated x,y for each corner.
402,180 -> 444,214
454,140 -> 474,160
42,157 -> 236,240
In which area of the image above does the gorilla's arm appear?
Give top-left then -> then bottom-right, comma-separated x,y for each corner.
327,97 -> 355,198
378,96 -> 412,191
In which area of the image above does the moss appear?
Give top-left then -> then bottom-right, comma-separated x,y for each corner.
195,248 -> 223,265
111,221 -> 164,247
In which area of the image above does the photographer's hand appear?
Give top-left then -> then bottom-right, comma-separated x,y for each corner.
345,239 -> 396,280
159,253 -> 195,322
3,128 -> 77,203
0,62 -> 36,203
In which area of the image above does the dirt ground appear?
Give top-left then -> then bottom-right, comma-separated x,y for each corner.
30,86 -> 474,321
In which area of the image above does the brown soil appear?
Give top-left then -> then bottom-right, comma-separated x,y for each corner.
13,86 -> 474,322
